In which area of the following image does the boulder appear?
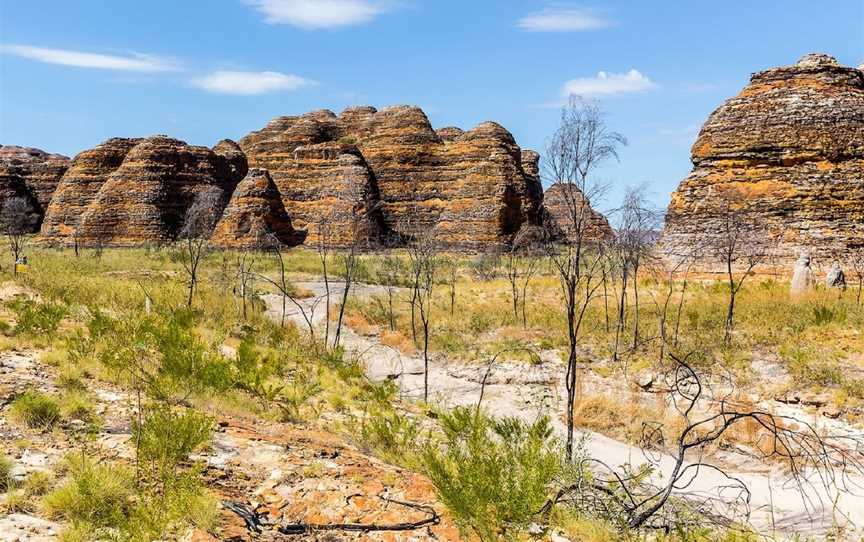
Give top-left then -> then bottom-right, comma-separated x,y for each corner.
826,261 -> 846,289
662,54 -> 864,267
0,145 -> 70,231
211,168 -> 304,248
791,251 -> 815,294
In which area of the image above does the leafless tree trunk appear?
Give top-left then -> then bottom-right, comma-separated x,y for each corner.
848,249 -> 864,305
710,194 -> 773,344
315,218 -> 334,346
542,96 -> 626,460
407,227 -> 438,403
1,197 -> 35,275
177,191 -> 222,309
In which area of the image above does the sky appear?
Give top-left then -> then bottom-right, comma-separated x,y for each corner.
1,0 -> 862,212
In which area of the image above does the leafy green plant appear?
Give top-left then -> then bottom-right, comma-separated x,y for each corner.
422,407 -> 565,540
133,405 -> 212,470
9,390 -> 61,429
8,299 -> 67,335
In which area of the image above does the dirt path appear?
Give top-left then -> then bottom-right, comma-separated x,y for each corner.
264,280 -> 864,539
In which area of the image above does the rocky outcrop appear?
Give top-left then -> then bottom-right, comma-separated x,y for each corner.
42,136 -> 247,245
662,54 -> 864,265
41,138 -> 142,240
0,145 -> 70,231
211,168 -> 303,248
239,105 -> 544,249
542,183 -> 613,243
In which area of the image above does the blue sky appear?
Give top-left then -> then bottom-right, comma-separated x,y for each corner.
1,1 -> 862,211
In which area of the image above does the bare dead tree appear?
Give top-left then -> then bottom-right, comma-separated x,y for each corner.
542,96 -> 626,460
609,185 -> 661,360
505,230 -> 542,328
548,353 -> 864,531
647,248 -> 697,365
438,256 -> 458,317
177,191 -> 222,308
255,234 -> 322,342
332,231 -> 362,350
1,197 -> 36,274
406,226 -> 438,403
235,251 -> 257,321
709,194 -> 774,344
848,248 -> 864,305
377,251 -> 403,331
314,216 -> 335,346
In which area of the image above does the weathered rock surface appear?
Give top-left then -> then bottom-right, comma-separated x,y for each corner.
41,138 -> 142,241
0,145 -> 70,231
240,105 -> 544,249
542,183 -> 613,243
42,137 -> 247,245
663,53 -> 864,265
211,168 -> 304,248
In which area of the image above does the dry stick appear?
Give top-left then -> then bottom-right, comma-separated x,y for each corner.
223,496 -> 440,535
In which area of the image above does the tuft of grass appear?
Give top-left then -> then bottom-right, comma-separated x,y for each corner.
0,453 -> 13,492
43,454 -> 134,528
9,390 -> 61,429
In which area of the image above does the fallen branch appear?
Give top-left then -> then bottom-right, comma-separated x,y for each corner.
222,495 -> 440,535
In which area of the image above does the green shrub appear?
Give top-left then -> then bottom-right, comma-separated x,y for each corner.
8,299 -> 67,335
360,408 -> 421,466
422,407 -> 565,541
133,405 -> 212,469
9,390 -> 61,429
44,455 -> 134,528
0,453 -> 13,492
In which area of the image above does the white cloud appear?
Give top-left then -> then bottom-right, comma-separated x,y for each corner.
243,0 -> 393,29
517,5 -> 613,32
0,44 -> 179,72
192,70 -> 315,95
562,69 -> 656,97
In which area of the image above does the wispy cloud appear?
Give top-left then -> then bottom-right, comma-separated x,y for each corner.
517,4 -> 613,32
243,0 -> 394,29
0,44 -> 180,72
562,69 -> 656,97
192,70 -> 315,95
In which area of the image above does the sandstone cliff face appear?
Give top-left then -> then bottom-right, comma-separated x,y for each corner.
662,54 -> 864,264
42,136 -> 247,245
542,183 -> 613,244
240,105 -> 543,249
0,145 -> 70,231
211,168 -> 303,248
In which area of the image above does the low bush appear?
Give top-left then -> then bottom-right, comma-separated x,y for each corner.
8,299 -> 67,336
422,407 -> 566,541
9,390 -> 61,429
0,453 -> 13,492
133,405 -> 212,470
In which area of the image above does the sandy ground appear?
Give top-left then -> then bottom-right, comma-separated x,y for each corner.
264,280 -> 864,539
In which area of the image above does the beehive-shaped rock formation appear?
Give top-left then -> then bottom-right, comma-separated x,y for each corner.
41,136 -> 247,245
239,105 -> 544,249
0,145 -> 70,231
211,168 -> 303,248
662,53 -> 864,264
542,183 -> 613,244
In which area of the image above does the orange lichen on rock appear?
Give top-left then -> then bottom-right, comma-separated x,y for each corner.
662,53 -> 864,266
